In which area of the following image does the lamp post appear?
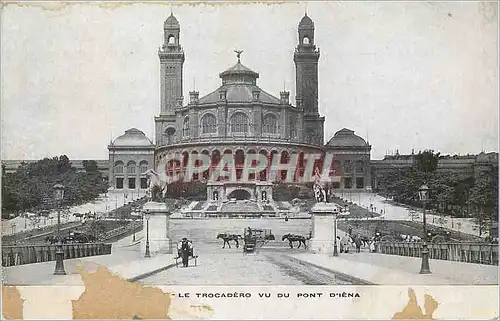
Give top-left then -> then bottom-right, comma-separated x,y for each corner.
53,183 -> 66,275
132,213 -> 137,242
419,184 -> 431,274
145,209 -> 151,258
333,208 -> 339,256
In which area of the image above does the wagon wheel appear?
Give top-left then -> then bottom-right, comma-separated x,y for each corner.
380,235 -> 395,242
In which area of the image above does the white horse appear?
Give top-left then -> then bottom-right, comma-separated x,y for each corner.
144,169 -> 168,199
313,183 -> 327,202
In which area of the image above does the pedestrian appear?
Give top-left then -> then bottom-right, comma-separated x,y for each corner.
355,235 -> 362,253
369,239 -> 376,253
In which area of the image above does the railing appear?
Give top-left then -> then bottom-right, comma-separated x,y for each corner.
100,220 -> 143,242
376,242 -> 499,266
2,243 -> 112,267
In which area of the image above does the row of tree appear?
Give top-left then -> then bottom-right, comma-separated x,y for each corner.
378,150 -> 498,236
2,156 -> 108,217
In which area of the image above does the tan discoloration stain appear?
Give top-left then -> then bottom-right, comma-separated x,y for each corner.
1,285 -> 24,320
72,265 -> 171,319
1,1 -> 289,11
392,288 -> 439,320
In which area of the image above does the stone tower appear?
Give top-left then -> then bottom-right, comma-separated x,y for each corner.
294,14 -> 324,146
155,13 -> 185,145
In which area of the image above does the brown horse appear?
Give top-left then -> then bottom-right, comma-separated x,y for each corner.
282,233 -> 311,249
217,233 -> 242,249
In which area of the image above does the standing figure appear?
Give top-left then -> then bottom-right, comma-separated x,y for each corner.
177,237 -> 193,267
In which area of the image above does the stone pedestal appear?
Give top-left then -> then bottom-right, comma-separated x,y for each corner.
309,202 -> 341,255
141,202 -> 172,257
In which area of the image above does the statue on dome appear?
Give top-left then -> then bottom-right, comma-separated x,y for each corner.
234,49 -> 243,61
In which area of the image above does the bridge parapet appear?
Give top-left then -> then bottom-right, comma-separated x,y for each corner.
376,242 -> 498,266
2,243 -> 112,267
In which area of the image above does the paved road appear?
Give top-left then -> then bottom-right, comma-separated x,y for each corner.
140,218 -> 353,285
140,245 -> 353,285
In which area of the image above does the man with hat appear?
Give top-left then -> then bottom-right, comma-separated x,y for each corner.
177,237 -> 193,267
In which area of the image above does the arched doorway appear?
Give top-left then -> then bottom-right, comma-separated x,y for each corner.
228,189 -> 252,200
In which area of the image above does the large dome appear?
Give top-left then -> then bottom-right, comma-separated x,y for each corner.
326,128 -> 368,147
112,128 -> 153,147
197,60 -> 281,105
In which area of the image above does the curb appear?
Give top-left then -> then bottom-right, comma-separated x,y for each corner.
127,256 -> 197,282
284,255 -> 377,285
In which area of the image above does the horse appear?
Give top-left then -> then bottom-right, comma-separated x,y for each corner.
282,233 -> 311,249
144,169 -> 168,200
217,233 -> 242,249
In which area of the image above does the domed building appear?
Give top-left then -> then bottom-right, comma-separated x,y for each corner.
153,13 -> 325,204
105,13 -> 374,206
325,128 -> 372,190
108,128 -> 155,192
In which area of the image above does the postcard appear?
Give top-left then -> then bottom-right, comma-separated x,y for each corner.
1,1 -> 498,319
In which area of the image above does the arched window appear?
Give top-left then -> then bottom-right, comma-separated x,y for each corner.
344,160 -> 353,174
230,112 -> 249,133
303,36 -> 310,45
139,161 -> 149,174
164,127 -> 175,145
183,117 -> 190,137
127,161 -> 136,175
355,160 -> 364,174
201,113 -> 217,134
262,114 -> 277,134
168,35 -> 176,45
114,161 -> 124,174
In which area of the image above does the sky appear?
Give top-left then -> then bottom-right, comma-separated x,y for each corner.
1,1 -> 498,160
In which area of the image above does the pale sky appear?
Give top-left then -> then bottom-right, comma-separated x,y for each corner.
1,1 -> 498,160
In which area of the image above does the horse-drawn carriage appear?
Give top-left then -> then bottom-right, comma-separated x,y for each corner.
243,227 -> 275,254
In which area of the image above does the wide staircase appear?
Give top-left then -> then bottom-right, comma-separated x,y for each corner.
221,201 -> 259,213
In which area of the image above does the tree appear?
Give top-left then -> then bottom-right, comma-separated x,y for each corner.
467,173 -> 495,237
2,155 -> 108,214
414,150 -> 440,175
82,160 -> 99,173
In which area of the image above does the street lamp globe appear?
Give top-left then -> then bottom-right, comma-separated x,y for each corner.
53,183 -> 65,202
418,185 -> 429,202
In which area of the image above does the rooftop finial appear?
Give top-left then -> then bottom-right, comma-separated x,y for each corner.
234,49 -> 243,62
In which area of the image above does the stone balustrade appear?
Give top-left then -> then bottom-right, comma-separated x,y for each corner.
2,243 -> 112,267
376,242 -> 498,266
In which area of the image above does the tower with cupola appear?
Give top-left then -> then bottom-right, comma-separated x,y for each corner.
294,13 -> 324,146
155,13 -> 185,145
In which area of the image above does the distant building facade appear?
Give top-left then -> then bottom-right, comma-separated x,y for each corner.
370,151 -> 499,191
107,128 -> 155,193
324,128 -> 372,190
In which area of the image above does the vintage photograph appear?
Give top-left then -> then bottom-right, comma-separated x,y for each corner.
1,1 -> 499,319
